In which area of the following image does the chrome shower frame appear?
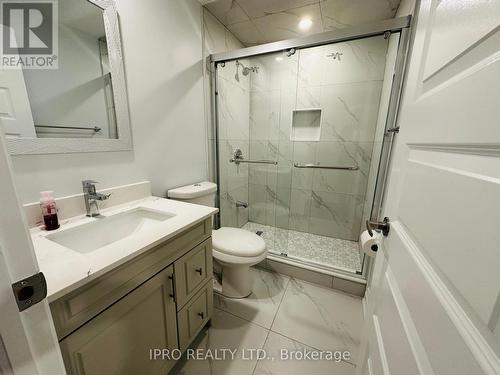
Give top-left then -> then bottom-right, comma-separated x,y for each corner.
208,16 -> 413,281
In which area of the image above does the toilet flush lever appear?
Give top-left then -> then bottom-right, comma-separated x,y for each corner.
366,217 -> 390,237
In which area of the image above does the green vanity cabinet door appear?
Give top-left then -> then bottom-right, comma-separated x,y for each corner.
60,265 -> 178,375
174,238 -> 213,309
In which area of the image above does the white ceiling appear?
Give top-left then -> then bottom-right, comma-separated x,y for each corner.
204,0 -> 402,46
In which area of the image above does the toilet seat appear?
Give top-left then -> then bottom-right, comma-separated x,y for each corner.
212,228 -> 267,265
213,227 -> 266,256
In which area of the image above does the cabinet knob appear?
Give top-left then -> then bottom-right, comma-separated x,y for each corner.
198,312 -> 204,319
195,267 -> 203,275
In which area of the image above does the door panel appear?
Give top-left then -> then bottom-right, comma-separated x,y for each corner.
361,0 -> 500,374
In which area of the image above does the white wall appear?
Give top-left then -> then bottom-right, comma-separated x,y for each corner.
11,0 -> 209,203
23,25 -> 111,139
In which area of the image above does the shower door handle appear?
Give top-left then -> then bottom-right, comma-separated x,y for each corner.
366,217 -> 390,237
293,163 -> 358,171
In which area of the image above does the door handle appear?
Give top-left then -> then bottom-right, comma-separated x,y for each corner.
195,267 -> 203,275
198,312 -> 204,319
168,275 -> 175,300
366,217 -> 390,237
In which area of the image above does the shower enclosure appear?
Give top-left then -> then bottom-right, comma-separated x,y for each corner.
209,17 -> 411,278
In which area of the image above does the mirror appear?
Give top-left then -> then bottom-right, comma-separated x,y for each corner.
4,0 -> 132,154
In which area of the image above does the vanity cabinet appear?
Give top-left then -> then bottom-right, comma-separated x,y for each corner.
59,266 -> 178,375
51,218 -> 213,375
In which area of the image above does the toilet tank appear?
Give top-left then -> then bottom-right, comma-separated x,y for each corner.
167,181 -> 217,207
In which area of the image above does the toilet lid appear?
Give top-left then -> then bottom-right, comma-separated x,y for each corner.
212,227 -> 266,257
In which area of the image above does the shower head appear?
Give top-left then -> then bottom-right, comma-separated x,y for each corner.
235,60 -> 259,79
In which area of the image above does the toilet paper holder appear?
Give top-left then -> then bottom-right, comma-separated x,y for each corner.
366,217 -> 390,237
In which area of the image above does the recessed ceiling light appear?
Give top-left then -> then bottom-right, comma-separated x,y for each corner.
298,17 -> 312,30
275,56 -> 283,62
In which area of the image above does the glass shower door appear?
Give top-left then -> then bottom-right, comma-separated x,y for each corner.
281,34 -> 392,273
245,50 -> 299,258
215,31 -> 400,275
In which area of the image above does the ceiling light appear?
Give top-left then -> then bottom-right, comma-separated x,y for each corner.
298,17 -> 312,30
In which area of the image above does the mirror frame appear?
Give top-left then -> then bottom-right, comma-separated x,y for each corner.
7,0 -> 132,155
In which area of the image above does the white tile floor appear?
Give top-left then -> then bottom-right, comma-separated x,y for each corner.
242,222 -> 362,272
172,268 -> 363,375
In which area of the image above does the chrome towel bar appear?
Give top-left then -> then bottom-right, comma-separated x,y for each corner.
293,163 -> 359,171
230,158 -> 278,165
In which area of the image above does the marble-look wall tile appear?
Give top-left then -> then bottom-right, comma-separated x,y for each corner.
220,186 -> 249,228
289,188 -> 311,232
290,142 -> 316,190
243,33 -> 388,243
309,191 -> 365,240
298,36 -> 388,87
320,81 -> 383,142
315,141 -> 374,177
296,85 -> 321,109
218,140 -> 249,191
250,52 -> 298,92
218,78 -> 250,141
249,90 -> 281,141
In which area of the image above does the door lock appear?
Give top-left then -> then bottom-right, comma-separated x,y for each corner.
12,272 -> 47,312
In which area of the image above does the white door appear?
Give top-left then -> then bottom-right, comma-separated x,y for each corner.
0,26 -> 36,138
360,0 -> 500,374
0,130 -> 65,372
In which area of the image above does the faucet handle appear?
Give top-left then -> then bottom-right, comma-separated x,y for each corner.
82,180 -> 98,187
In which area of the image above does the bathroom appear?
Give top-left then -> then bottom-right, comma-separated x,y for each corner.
0,0 -> 499,374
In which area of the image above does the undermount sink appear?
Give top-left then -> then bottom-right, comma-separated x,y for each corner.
46,208 -> 175,253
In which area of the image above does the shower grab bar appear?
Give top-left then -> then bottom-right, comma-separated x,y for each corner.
293,163 -> 358,171
230,158 -> 278,165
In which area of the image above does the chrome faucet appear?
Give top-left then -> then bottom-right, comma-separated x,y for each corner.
82,180 -> 110,217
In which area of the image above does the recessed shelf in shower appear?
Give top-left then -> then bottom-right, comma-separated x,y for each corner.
291,108 -> 322,141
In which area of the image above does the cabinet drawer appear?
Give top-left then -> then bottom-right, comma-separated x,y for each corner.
177,280 -> 213,351
174,238 -> 212,309
51,218 -> 211,340
60,266 -> 178,375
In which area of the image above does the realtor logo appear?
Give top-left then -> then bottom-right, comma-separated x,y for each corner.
1,0 -> 58,69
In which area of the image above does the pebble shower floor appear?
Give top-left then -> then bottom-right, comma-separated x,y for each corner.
242,222 -> 362,273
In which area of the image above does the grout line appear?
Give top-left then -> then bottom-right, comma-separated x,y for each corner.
268,274 -> 292,330
251,275 -> 290,375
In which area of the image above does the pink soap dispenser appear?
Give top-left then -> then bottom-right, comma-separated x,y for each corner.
40,191 -> 60,231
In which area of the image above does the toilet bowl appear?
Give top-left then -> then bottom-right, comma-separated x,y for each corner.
212,227 -> 266,298
167,182 -> 268,298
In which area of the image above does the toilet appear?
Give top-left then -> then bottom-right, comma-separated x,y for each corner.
167,182 -> 267,298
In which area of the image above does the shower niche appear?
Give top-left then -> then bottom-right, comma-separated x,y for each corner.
291,109 -> 322,142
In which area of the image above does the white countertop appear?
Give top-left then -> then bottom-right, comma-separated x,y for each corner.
31,196 -> 218,302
